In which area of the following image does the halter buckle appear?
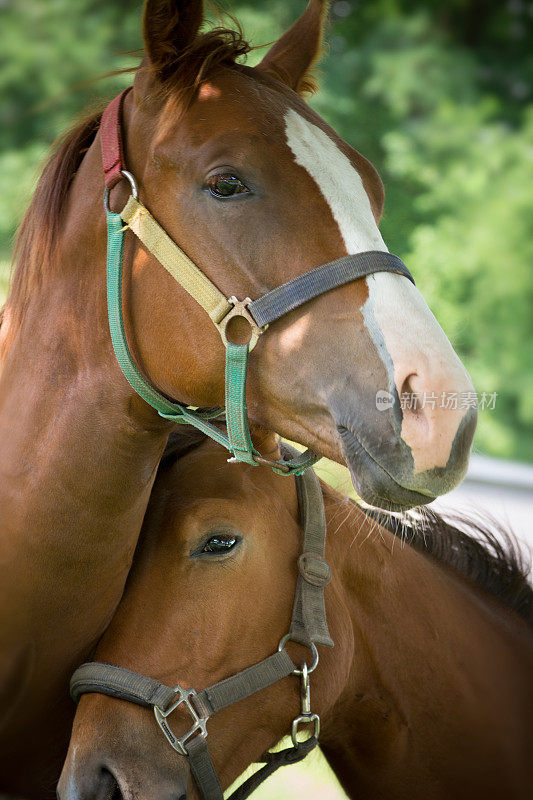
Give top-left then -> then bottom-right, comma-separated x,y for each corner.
154,686 -> 209,756
216,297 -> 265,351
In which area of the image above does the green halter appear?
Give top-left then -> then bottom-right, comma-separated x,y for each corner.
105,209 -> 317,475
101,89 -> 414,475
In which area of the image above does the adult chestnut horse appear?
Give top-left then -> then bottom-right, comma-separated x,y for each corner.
0,0 -> 475,795
60,430 -> 533,800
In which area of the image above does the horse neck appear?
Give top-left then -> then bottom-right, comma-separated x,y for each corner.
0,129 -> 170,718
319,496 -> 533,800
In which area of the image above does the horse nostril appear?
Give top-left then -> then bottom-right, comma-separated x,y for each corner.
98,768 -> 123,800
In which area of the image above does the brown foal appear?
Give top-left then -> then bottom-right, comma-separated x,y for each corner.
59,430 -> 533,800
1,1 -> 477,795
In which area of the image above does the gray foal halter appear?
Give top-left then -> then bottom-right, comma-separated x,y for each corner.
70,460 -> 333,800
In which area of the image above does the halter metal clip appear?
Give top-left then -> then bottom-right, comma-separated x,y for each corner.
216,297 -> 265,351
154,686 -> 209,756
291,663 -> 320,746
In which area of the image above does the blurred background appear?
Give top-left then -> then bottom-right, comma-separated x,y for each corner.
1,1 -> 532,797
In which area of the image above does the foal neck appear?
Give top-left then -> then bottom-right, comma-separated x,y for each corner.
319,494 -> 533,800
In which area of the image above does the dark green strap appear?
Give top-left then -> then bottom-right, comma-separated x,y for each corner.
225,343 -> 256,465
224,343 -> 319,474
270,447 -> 320,476
107,212 -> 188,420
106,213 -> 222,427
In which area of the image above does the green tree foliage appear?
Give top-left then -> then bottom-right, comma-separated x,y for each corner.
1,0 -> 531,461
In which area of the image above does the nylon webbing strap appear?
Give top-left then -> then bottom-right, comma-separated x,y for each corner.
100,88 -> 131,189
70,662 -> 176,709
289,464 -> 333,648
121,196 -> 231,324
248,251 -> 415,328
106,212 -> 242,449
107,212 -> 189,420
198,650 -> 295,714
71,650 -> 295,717
270,447 -> 320,476
187,736 -> 224,800
223,344 -> 319,474
105,220 -> 316,472
224,343 -> 256,465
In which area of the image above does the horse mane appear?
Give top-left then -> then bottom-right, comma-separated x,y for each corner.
3,108 -> 104,351
367,506 -> 533,625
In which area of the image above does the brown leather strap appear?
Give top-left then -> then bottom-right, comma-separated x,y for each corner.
100,88 -> 132,189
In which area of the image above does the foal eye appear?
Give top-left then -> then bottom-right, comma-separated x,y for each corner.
205,174 -> 250,199
202,534 -> 238,554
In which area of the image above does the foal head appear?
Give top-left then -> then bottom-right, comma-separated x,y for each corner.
58,433 -> 351,799
54,0 -> 473,509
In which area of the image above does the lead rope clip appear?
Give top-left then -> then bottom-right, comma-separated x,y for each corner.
291,662 -> 320,747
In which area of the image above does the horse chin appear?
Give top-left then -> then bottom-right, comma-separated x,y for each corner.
337,425 -> 436,512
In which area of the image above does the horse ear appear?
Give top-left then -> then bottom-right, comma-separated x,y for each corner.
142,0 -> 204,79
257,0 -> 329,94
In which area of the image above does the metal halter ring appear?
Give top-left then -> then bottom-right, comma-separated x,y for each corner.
216,297 -> 265,352
278,634 -> 319,674
291,713 -> 320,747
103,170 -> 138,214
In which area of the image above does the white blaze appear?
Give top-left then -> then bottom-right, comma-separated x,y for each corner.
284,108 -> 386,253
284,108 -> 473,474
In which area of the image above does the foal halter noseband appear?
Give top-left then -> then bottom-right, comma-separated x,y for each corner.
101,88 -> 415,474
71,459 -> 333,800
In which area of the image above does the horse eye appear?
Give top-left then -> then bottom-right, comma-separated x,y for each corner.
205,174 -> 249,199
202,534 -> 238,554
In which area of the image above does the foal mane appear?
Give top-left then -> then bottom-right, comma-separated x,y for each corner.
160,425 -> 220,464
368,506 -> 533,625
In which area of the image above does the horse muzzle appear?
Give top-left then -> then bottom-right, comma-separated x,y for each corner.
337,402 -> 477,511
57,756 -> 189,800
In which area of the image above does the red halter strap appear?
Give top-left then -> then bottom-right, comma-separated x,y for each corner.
100,88 -> 132,189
